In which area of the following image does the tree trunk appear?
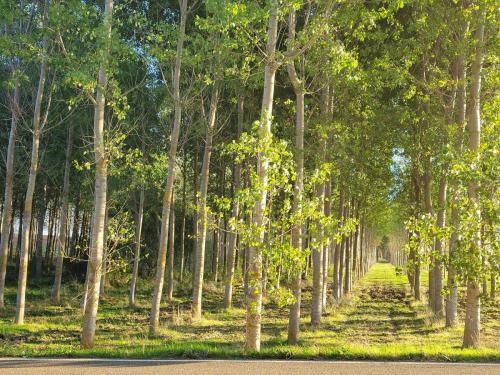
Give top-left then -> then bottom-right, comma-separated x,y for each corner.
343,202 -> 352,294
46,200 -> 58,266
212,224 -> 219,281
351,202 -> 359,284
149,0 -> 187,336
491,275 -> 496,301
422,169 -> 434,309
15,2 -> 49,323
69,194 -> 80,257
30,215 -> 36,262
34,187 -> 47,282
359,218 -> 365,276
333,190 -> 344,302
433,175 -> 446,318
77,211 -> 87,259
446,21 -> 468,328
286,8 -> 305,344
414,253 -> 421,300
166,192 -> 175,300
0,65 -> 20,310
129,186 -> 144,307
344,233 -> 351,293
339,221 -> 346,299
223,95 -> 244,309
99,208 -> 109,298
246,2 -> 278,351
179,155 -> 187,283
80,0 -> 113,348
463,9 -> 485,349
481,252 -> 487,298
192,142 -> 199,275
321,93 -> 331,310
222,217 -> 228,280
311,182 -> 325,327
16,198 -> 23,265
191,82 -> 219,320
7,198 -> 16,263
52,125 -> 73,304
411,166 -> 421,300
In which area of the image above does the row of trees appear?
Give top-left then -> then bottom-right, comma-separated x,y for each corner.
379,0 -> 498,350
392,0 -> 498,350
0,0 -> 497,351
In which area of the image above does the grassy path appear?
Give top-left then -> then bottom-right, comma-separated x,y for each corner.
0,262 -> 498,361
291,262 -> 499,360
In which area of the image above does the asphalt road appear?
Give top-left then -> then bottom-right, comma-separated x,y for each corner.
0,358 -> 498,375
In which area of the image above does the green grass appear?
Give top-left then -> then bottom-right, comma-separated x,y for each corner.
0,262 -> 498,361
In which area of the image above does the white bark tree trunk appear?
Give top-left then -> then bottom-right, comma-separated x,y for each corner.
99,208 -> 109,298
246,1 -> 278,351
80,0 -> 113,348
463,9 -> 485,349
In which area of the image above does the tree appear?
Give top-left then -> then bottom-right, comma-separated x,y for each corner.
286,6 -> 306,344
245,0 -> 279,351
149,0 -> 188,336
0,67 -> 20,310
223,95 -> 243,309
192,82 -> 220,319
462,6 -> 485,349
446,21 -> 468,327
15,0 -> 50,324
81,0 -> 114,348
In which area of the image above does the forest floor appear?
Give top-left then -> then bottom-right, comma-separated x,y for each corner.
0,262 -> 498,361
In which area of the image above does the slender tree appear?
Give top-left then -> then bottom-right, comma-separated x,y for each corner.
129,186 -> 144,307
0,73 -> 20,309
149,0 -> 188,336
52,125 -> 73,304
81,0 -> 114,348
192,82 -> 220,319
286,7 -> 306,344
15,0 -> 50,324
166,191 -> 175,301
446,19 -> 468,328
223,95 -> 244,309
246,1 -> 279,351
462,7 -> 485,349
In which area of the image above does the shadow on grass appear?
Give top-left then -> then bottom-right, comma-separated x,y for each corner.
1,263 -> 499,362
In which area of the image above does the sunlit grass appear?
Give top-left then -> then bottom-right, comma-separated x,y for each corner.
0,262 -> 498,361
